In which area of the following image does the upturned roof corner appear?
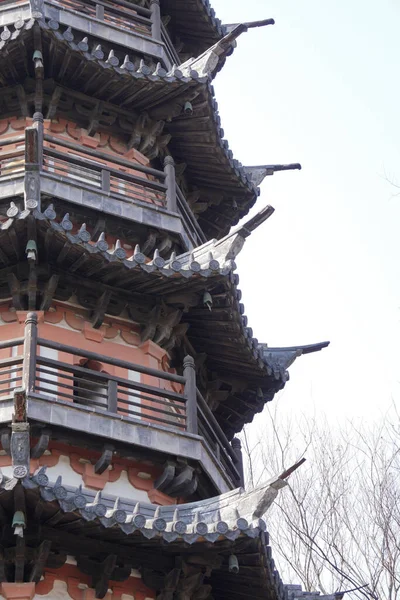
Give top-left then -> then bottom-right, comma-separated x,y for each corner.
244,164 -> 302,187
180,19 -> 275,79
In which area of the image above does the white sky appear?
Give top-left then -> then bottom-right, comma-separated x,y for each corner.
211,0 -> 400,424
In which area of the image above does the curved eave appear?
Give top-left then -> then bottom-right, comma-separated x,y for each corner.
261,342 -> 331,374
0,19 -> 258,240
39,20 -> 207,94
16,469 -> 286,540
0,470 -> 345,600
213,340 -> 330,439
0,203 -> 328,439
43,18 -> 259,236
0,203 -> 237,281
166,81 -> 259,238
161,0 -> 226,57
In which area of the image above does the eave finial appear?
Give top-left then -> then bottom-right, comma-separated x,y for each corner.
244,164 -> 302,186
223,18 -> 275,34
180,19 -> 275,78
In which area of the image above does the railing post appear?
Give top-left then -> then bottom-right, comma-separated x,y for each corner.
107,379 -> 118,413
164,156 -> 177,213
96,2 -> 104,19
32,112 -> 44,168
183,355 -> 197,434
231,437 -> 245,488
23,312 -> 38,394
150,0 -> 161,41
101,169 -> 110,193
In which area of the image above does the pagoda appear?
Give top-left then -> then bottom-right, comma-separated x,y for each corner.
0,2 -> 336,600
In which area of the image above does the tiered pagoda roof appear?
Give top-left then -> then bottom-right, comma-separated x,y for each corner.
0,2 -> 334,599
0,463 -> 343,600
0,199 -> 328,438
0,15 -> 285,239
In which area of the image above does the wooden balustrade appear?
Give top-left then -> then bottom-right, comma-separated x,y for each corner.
49,0 -> 153,38
196,389 -> 243,487
0,314 -> 241,485
0,338 -> 24,398
42,147 -> 168,208
34,335 -> 189,431
41,0 -> 179,66
0,130 -> 206,247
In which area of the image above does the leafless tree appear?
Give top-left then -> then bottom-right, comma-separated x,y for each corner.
242,404 -> 400,600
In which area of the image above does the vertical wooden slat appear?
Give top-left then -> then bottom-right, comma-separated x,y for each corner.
101,169 -> 110,193
107,379 -> 118,413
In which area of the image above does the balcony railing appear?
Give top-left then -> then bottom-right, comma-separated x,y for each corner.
41,0 -> 178,69
43,144 -> 167,209
0,314 -> 242,488
0,127 -> 206,247
50,0 -> 153,38
0,0 -> 178,69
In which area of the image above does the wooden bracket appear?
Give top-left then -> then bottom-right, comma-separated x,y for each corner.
94,444 -> 114,475
29,540 -> 52,583
40,275 -> 59,311
30,429 -> 51,459
154,460 -> 176,491
92,290 -> 112,329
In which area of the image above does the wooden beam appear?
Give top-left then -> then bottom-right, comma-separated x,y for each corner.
30,429 -> 51,459
92,290 -> 112,329
14,536 -> 25,583
46,86 -> 62,119
29,540 -> 52,583
7,274 -> 23,310
154,461 -> 175,492
27,263 -> 37,311
56,241 -> 72,265
95,554 -> 117,599
0,546 -> 6,583
7,230 -> 20,261
16,85 -> 28,117
40,275 -> 59,311
69,254 -> 89,273
94,444 -> 114,475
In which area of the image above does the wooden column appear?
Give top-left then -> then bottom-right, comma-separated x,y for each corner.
164,156 -> 177,213
150,0 -> 161,41
183,355 -> 198,434
22,312 -> 38,394
231,437 -> 245,488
